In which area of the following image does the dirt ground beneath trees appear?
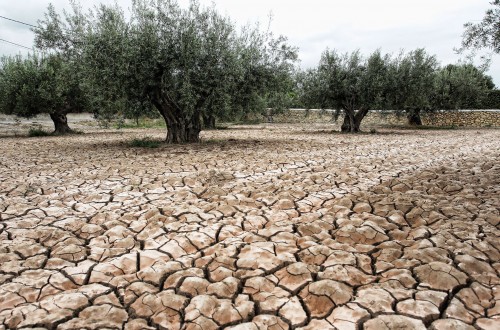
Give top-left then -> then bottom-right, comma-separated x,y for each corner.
0,124 -> 499,330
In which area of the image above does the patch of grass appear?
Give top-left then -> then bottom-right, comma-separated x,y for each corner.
381,124 -> 459,130
215,125 -> 229,130
28,128 -> 51,137
116,118 -> 166,129
129,137 -> 162,148
52,129 -> 84,136
413,125 -> 457,130
25,184 -> 40,195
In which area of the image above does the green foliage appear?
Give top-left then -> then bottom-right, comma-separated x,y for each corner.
433,63 -> 494,109
412,125 -> 457,130
307,50 -> 357,113
482,90 -> 500,108
298,47 -> 494,130
461,0 -> 500,54
129,137 -> 162,148
299,49 -> 393,131
0,54 -> 44,118
28,127 -> 51,137
0,52 -> 88,133
35,0 -> 298,143
386,49 -> 438,112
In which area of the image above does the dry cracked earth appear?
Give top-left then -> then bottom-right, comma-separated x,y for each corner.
0,124 -> 499,330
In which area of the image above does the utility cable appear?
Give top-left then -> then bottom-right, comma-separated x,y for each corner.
0,38 -> 32,50
0,15 -> 37,28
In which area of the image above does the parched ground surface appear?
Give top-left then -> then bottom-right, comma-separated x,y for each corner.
0,124 -> 499,330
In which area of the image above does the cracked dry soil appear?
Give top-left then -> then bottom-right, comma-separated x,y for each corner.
0,125 -> 499,330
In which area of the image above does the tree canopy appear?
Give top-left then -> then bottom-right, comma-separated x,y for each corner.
386,49 -> 439,125
0,53 -> 86,134
299,48 -> 495,130
33,0 -> 297,142
300,49 -> 392,132
433,63 -> 495,110
0,0 -> 496,137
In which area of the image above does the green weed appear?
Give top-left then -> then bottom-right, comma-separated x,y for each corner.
129,137 -> 162,148
28,128 -> 51,137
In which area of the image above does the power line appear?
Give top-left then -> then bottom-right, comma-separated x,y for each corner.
0,16 -> 36,51
0,15 -> 37,28
0,38 -> 33,50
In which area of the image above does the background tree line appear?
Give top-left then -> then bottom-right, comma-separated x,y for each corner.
298,49 -> 497,132
0,0 -> 498,140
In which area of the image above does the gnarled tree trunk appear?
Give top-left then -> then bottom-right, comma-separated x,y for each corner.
407,109 -> 422,126
153,98 -> 201,143
266,108 -> 274,123
165,118 -> 201,143
50,112 -> 73,135
341,110 -> 357,132
341,107 -> 370,132
203,114 -> 216,129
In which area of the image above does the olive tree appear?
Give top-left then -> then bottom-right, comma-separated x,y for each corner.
300,49 -> 391,132
483,90 -> 500,108
433,63 -> 495,110
386,49 -> 439,125
0,53 -> 86,134
35,0 -> 297,143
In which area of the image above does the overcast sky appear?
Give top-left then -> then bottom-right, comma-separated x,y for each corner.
1,0 -> 498,85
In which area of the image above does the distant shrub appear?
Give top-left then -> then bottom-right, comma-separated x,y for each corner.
129,137 -> 162,148
214,125 -> 229,130
482,90 -> 500,109
236,118 -> 262,125
415,125 -> 457,130
28,128 -> 51,137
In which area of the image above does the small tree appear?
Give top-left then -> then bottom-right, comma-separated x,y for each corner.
300,49 -> 391,132
35,0 -> 297,142
483,90 -> 500,108
386,49 -> 439,125
433,63 -> 495,110
0,53 -> 86,134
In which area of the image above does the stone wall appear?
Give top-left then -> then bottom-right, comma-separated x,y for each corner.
2,111 -> 499,129
420,111 -> 500,127
268,109 -> 500,128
